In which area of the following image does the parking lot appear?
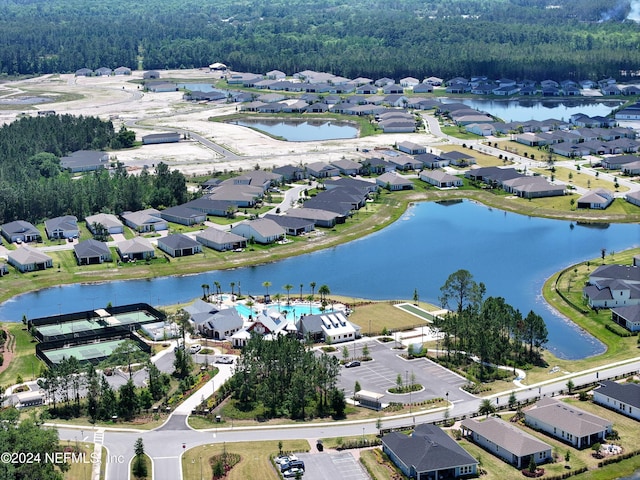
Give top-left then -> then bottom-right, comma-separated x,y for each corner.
296,451 -> 369,480
333,339 -> 472,404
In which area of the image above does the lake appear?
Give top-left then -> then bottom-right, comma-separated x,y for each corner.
1,201 -> 638,360
230,118 -> 359,141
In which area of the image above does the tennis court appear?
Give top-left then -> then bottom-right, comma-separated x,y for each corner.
37,318 -> 103,339
42,338 -> 139,365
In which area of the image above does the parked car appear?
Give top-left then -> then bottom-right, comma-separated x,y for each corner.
283,467 -> 304,478
344,361 -> 361,368
275,454 -> 297,465
280,460 -> 305,472
189,344 -> 201,354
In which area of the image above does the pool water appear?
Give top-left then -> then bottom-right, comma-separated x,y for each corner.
235,303 -> 325,320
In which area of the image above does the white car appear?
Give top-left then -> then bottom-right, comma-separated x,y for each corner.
189,344 -> 201,354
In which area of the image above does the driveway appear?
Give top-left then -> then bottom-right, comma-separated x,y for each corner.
296,451 -> 369,480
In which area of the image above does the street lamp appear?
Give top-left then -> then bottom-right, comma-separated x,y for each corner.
446,391 -> 449,405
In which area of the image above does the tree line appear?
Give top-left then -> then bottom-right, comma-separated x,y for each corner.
226,334 -> 346,420
0,0 -> 637,81
0,115 -> 191,224
434,269 -> 548,381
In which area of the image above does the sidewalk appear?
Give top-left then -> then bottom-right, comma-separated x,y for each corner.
173,362 -> 235,415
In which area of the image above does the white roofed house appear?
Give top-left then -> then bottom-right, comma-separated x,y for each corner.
230,218 -> 285,245
85,213 -> 124,235
298,311 -> 360,343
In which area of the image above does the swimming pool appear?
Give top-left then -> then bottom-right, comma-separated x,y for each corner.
235,303 -> 326,320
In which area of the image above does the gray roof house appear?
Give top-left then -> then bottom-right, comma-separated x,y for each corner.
376,172 -> 414,191
330,158 -> 361,176
583,264 -> 640,309
8,245 -> 53,272
159,205 -> 207,226
1,220 -> 41,243
181,197 -> 236,217
420,170 -> 463,188
297,311 -> 359,344
397,141 -> 426,155
284,208 -> 343,228
184,300 -> 244,340
593,380 -> 640,421
611,304 -> 640,332
230,218 -> 285,244
116,237 -> 155,261
263,214 -> 315,236
382,424 -> 478,480
60,150 -> 109,173
577,189 -> 614,210
86,213 -> 124,235
121,209 -> 168,233
524,397 -> 612,448
74,239 -> 112,265
142,132 -> 180,145
208,185 -> 264,207
195,228 -> 247,252
157,234 -> 202,258
306,162 -> 340,178
44,215 -> 79,240
461,417 -> 552,469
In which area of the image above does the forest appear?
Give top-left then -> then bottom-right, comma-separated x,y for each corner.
0,115 -> 190,224
0,0 -> 638,81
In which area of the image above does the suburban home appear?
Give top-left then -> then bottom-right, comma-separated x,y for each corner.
184,300 -> 244,339
157,234 -> 202,258
397,141 -> 426,155
382,424 -> 478,480
230,218 -> 285,244
75,68 -> 93,76
461,417 -> 552,469
159,205 -> 207,226
284,208 -> 343,228
376,172 -> 414,191
74,239 -> 112,265
195,228 -> 247,251
306,162 -> 340,178
610,304 -> 640,332
8,245 -> 53,272
330,159 -> 361,176
142,132 -> 180,145
524,397 -> 612,448
440,150 -> 476,166
1,220 -> 42,243
143,70 -> 161,79
416,152 -> 450,169
582,264 -> 640,309
273,165 -> 307,182
502,176 -> 565,199
625,191 -> 640,207
602,155 -> 640,170
420,170 -> 463,188
593,380 -> 640,421
208,185 -> 264,207
576,189 -> 614,210
297,311 -> 360,343
121,208 -> 168,233
385,154 -> 423,171
181,197 -> 237,217
60,150 -> 109,173
116,237 -> 155,261
466,123 -> 496,136
361,157 -> 396,174
85,213 -> 124,235
44,215 -> 79,240
227,170 -> 282,191
263,214 -> 314,236
114,66 -> 131,75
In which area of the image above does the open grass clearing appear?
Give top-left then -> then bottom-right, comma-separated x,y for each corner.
182,440 -> 309,480
532,165 -> 628,192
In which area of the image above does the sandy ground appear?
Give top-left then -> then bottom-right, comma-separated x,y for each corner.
0,69 -> 441,176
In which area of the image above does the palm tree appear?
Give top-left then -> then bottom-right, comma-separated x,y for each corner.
262,281 -> 272,298
283,284 -> 293,305
318,284 -> 330,303
273,293 -> 283,311
213,281 -> 221,296
246,299 -> 255,318
230,282 -> 235,297
306,294 -> 314,314
299,284 -> 304,300
310,282 -> 316,299
478,399 -> 496,418
201,284 -> 209,300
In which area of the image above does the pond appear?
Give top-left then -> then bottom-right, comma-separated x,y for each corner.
229,118 -> 359,141
1,201 -> 638,360
444,97 -> 623,123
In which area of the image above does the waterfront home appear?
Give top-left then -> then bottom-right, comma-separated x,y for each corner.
593,380 -> 640,421
116,237 -> 155,261
230,218 -> 285,244
610,305 -> 640,333
376,172 -> 414,191
185,299 -> 244,339
157,234 -> 202,258
283,208 -> 343,228
382,424 -> 478,480
195,228 -> 247,251
1,220 -> 42,243
85,213 -> 124,235
8,245 -> 53,272
44,215 -> 79,240
74,239 -> 112,265
576,189 -> 614,209
461,417 -> 552,469
263,214 -> 314,236
502,176 -> 565,199
583,264 -> 640,309
524,397 -> 612,448
420,170 -> 463,188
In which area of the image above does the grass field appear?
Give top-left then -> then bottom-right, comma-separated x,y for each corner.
181,440 -> 309,480
349,300 -> 439,336
531,165 -> 628,192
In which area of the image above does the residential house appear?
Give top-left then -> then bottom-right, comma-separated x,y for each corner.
382,424 -> 478,480
397,141 -> 426,155
75,68 -> 93,77
157,234 -> 202,258
306,162 -> 340,178
60,150 -> 109,173
114,66 -> 131,75
524,397 -> 612,448
297,311 -> 360,343
420,170 -> 463,188
263,214 -> 314,236
1,220 -> 41,243
576,189 -> 614,209
230,218 -> 285,244
95,67 -> 112,76
602,155 -> 639,170
195,228 -> 247,251
376,172 -> 414,191
85,213 -> 124,235
330,159 -> 361,176
74,239 -> 112,265
146,82 -> 178,93
502,176 -> 565,199
461,417 -> 552,469
610,304 -> 640,333
625,191 -> 640,207
412,83 -> 434,94
184,300 -> 244,339
121,209 -> 168,233
181,197 -> 237,217
416,152 -> 449,169
159,205 -> 207,226
424,76 -> 443,86
441,150 -> 476,166
361,157 -> 395,174
142,132 -> 180,145
8,245 -> 53,272
143,70 -> 161,79
116,237 -> 155,261
466,123 -> 496,136
593,380 -> 640,421
208,185 -> 263,207
582,264 -> 640,309
284,208 -> 343,228
273,165 -> 307,182
44,215 -> 79,240
385,154 -> 423,171
400,77 -> 420,88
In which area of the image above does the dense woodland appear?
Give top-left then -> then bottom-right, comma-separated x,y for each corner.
0,0 -> 638,81
0,115 -> 190,224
